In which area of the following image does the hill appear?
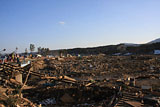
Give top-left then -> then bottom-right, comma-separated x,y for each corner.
148,38 -> 160,44
49,38 -> 160,56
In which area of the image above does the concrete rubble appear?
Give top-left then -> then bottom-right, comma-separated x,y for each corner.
0,54 -> 160,106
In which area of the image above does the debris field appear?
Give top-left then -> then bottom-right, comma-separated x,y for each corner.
1,54 -> 160,106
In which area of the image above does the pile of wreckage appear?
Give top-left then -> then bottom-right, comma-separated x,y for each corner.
0,60 -> 119,107
0,54 -> 160,106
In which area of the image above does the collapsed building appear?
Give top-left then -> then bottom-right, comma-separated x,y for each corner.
0,55 -> 160,106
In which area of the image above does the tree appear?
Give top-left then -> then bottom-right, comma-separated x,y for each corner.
45,48 -> 50,55
37,47 -> 41,54
25,48 -> 28,55
30,44 -> 35,53
38,47 -> 50,56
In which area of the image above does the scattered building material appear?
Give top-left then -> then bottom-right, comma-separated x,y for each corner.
1,55 -> 160,106
60,93 -> 75,103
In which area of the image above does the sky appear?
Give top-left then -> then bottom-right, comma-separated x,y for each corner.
0,0 -> 160,53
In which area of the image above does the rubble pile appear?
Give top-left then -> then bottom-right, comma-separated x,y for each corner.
1,54 -> 160,106
40,55 -> 160,79
23,85 -> 116,106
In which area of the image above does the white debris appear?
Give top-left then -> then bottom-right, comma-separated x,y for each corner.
39,98 -> 56,106
124,53 -> 132,56
113,53 -> 121,56
90,64 -> 93,68
21,61 -> 31,67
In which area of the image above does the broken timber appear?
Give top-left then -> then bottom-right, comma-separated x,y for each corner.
41,75 -> 77,83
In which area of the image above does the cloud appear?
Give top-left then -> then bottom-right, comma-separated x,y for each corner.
59,21 -> 65,25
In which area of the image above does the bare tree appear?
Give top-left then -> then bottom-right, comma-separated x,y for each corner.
37,47 -> 41,54
45,48 -> 50,56
30,44 -> 35,53
39,47 -> 50,56
25,48 -> 28,55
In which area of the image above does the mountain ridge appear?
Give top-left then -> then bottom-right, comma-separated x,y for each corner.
147,38 -> 160,44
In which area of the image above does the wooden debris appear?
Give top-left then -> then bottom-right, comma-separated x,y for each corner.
60,93 -> 75,103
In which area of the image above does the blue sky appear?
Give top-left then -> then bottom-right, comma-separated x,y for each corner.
0,0 -> 160,53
